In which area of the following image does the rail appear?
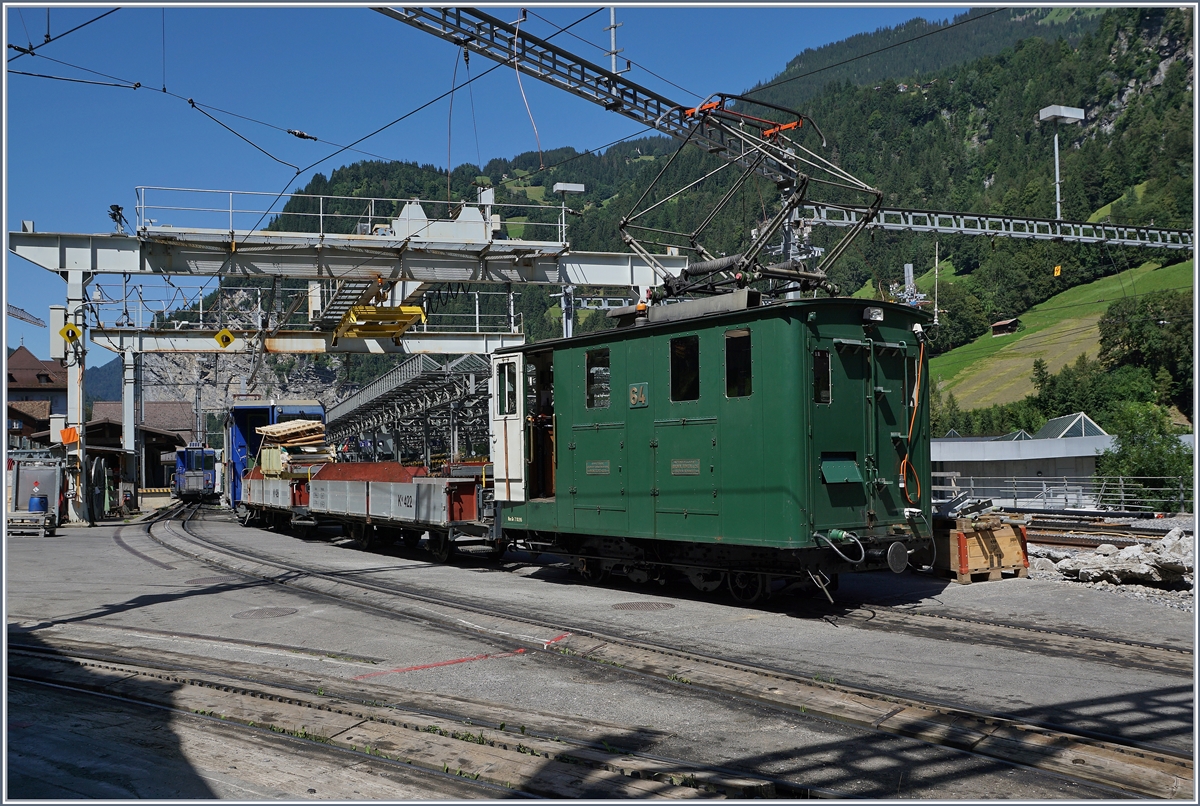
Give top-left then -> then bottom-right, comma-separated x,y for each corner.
134,186 -> 572,244
933,473 -> 1194,514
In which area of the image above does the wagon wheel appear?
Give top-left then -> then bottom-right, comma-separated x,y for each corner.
483,541 -> 509,562
728,571 -> 766,605
349,523 -> 373,551
577,558 -> 609,584
429,531 -> 455,564
685,568 -> 725,593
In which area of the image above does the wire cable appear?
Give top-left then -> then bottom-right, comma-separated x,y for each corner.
901,339 -> 925,505
524,8 -> 702,101
18,51 -> 140,86
7,70 -> 137,90
447,48 -> 460,201
464,50 -> 483,171
17,9 -> 34,50
7,8 -> 120,62
511,14 -> 544,170
187,99 -> 298,172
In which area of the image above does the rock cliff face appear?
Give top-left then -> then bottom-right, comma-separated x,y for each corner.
1092,10 -> 1193,137
139,350 -> 360,413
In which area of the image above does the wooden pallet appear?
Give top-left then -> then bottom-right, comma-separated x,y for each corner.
932,515 -> 1030,585
933,565 -> 1030,585
7,513 -> 52,537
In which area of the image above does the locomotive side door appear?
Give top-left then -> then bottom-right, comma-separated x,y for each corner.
490,353 -> 526,503
808,338 -> 871,530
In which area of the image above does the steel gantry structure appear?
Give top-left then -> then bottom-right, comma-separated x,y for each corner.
378,6 -> 1193,253
7,190 -> 686,523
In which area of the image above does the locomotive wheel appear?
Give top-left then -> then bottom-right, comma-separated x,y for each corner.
685,568 -> 725,593
429,532 -> 455,564
728,571 -> 766,605
577,558 -> 609,584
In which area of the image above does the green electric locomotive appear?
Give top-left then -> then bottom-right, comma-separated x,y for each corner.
489,289 -> 933,603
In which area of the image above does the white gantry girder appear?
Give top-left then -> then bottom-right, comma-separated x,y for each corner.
89,327 -> 526,356
8,228 -> 689,286
803,205 -> 1193,250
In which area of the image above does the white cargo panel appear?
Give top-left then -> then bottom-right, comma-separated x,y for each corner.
310,479 -> 368,517
309,480 -> 328,513
241,476 -> 260,506
368,482 -> 419,523
264,478 -> 291,510
414,478 -> 449,525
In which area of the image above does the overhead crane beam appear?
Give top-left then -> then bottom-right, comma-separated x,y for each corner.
374,6 -> 794,185
379,7 -> 1192,252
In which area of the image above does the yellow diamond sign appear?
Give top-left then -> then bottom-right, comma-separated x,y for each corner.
59,323 -> 81,344
214,328 -> 236,349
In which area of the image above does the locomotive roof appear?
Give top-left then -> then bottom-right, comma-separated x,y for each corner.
499,294 -> 931,356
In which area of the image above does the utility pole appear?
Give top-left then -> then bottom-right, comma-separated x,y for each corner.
604,8 -> 629,76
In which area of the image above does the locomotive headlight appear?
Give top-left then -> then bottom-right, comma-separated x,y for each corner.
863,307 -> 884,323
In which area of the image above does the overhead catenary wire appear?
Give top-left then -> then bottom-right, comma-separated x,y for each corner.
7,8 -> 120,61
187,99 -> 299,173
524,8 -> 702,101
7,70 -> 137,89
234,8 -> 606,245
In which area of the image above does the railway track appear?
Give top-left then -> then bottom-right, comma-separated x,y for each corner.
794,603 -> 1193,677
134,504 -> 1193,799
1020,515 -> 1193,548
8,640 -> 786,799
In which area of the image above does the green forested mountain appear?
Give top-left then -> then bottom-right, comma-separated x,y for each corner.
264,7 -> 1191,390
746,7 -> 1103,105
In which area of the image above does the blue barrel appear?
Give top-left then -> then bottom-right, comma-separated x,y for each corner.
28,494 -> 49,513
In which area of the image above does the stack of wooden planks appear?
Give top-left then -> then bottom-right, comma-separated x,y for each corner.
256,420 -> 335,469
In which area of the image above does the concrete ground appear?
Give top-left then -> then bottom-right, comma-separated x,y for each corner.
6,512 -> 1192,799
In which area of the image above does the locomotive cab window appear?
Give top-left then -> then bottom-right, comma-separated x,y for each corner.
670,335 -> 700,401
725,329 -> 752,397
497,361 -> 518,415
813,349 -> 831,404
586,348 -> 610,409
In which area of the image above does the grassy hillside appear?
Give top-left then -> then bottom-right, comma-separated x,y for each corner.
852,258 -> 964,299
930,259 -> 1194,407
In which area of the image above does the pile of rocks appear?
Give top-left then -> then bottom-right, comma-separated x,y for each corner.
1049,529 -> 1193,587
1029,529 -> 1193,587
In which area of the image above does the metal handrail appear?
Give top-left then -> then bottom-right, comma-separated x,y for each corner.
135,186 -> 572,243
933,474 -> 1194,513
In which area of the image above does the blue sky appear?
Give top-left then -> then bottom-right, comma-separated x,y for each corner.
4,4 -> 967,360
